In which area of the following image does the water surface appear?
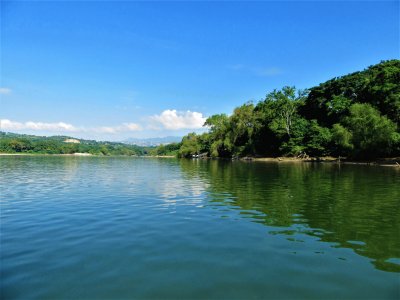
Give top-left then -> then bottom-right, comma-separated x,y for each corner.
1,157 -> 399,299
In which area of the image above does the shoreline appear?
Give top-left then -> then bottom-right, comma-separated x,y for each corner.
1,153 -> 399,167
251,156 -> 400,167
0,153 -> 96,157
0,153 -> 176,158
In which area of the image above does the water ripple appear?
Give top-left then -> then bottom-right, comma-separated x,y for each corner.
1,157 -> 399,299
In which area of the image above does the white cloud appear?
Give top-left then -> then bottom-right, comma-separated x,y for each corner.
0,119 -> 78,132
151,109 -> 206,130
123,123 -> 142,131
95,123 -> 142,133
0,88 -> 12,95
0,119 -> 142,134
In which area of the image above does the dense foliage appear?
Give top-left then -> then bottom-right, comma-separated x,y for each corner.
178,60 -> 400,159
2,60 -> 398,159
0,132 -> 147,156
148,142 -> 181,156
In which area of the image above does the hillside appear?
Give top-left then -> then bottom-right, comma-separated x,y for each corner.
0,132 -> 147,156
178,60 -> 400,159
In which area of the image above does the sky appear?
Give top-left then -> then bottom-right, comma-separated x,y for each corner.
0,0 -> 399,141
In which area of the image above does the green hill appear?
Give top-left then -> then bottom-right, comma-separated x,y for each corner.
178,60 -> 400,159
0,132 -> 147,156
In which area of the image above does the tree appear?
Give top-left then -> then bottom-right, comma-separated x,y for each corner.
264,86 -> 307,138
255,86 -> 308,156
204,114 -> 233,157
277,117 -> 309,156
301,59 -> 400,127
9,139 -> 27,152
176,60 -> 400,159
331,124 -> 353,156
229,102 -> 261,156
344,103 -> 398,158
303,120 -> 332,156
178,133 -> 201,158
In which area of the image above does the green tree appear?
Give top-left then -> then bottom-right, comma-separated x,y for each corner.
171,61 -> 400,159
344,103 -> 398,158
204,114 -> 233,157
255,86 -> 308,156
9,139 -> 27,152
331,124 -> 353,156
303,120 -> 332,156
229,102 -> 261,156
178,133 -> 201,158
302,59 -> 400,127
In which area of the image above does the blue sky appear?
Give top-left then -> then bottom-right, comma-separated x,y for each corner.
1,1 -> 399,140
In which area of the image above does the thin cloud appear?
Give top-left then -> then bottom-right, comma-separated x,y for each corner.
123,123 -> 142,131
150,109 -> 206,130
1,112 -> 208,135
95,123 -> 142,133
0,119 -> 78,132
0,119 -> 142,134
0,88 -> 12,95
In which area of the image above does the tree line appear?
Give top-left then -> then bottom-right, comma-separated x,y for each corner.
178,60 -> 400,160
1,60 -> 398,159
0,132 -> 147,156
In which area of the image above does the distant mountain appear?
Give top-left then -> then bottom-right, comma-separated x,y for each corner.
123,136 -> 182,147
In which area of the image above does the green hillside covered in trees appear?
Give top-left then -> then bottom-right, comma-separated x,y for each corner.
0,132 -> 147,156
178,60 -> 400,159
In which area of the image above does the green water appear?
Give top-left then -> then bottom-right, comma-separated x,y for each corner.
1,157 -> 399,299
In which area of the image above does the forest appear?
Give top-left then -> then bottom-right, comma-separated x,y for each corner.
0,132 -> 147,156
1,60 -> 399,160
178,60 -> 400,160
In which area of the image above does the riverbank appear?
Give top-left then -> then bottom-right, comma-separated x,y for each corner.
1,152 -> 399,167
252,156 -> 400,167
0,153 -> 94,156
186,155 -> 400,167
0,153 -> 177,158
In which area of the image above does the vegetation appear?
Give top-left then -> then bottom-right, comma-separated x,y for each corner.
178,60 -> 400,160
0,132 -> 147,156
1,60 -> 399,160
148,142 -> 181,156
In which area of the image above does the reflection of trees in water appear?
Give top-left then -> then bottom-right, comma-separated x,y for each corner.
179,159 -> 400,272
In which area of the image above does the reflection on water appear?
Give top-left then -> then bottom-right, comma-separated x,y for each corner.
1,156 -> 399,299
179,159 -> 400,272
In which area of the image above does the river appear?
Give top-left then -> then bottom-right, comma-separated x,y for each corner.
1,156 -> 399,299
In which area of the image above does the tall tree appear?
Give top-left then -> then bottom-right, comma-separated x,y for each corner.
344,103 -> 398,158
229,102 -> 261,156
